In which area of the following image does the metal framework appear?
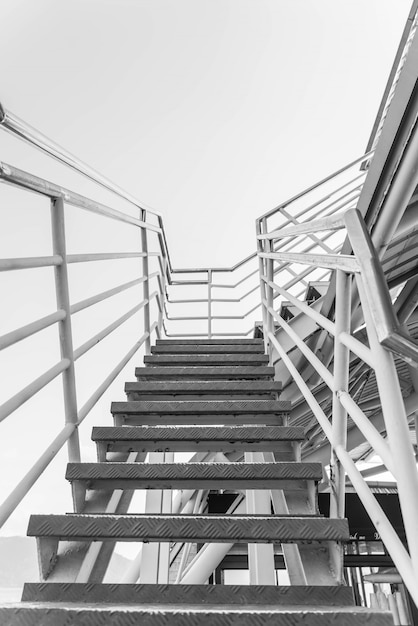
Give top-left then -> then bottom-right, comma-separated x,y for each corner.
1,9 -> 418,612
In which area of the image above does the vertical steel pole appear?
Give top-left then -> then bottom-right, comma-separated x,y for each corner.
356,272 -> 418,580
266,238 -> 275,361
50,196 -> 80,463
257,218 -> 269,353
329,269 -> 351,584
140,210 -> 151,354
140,452 -> 163,583
208,269 -> 212,339
158,451 -> 174,583
245,452 -> 276,584
330,270 -> 351,519
157,255 -> 167,338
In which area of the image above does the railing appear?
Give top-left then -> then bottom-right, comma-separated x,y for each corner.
1,96 -> 418,606
165,152 -> 371,339
0,106 -> 167,529
257,202 -> 418,605
0,103 -> 372,533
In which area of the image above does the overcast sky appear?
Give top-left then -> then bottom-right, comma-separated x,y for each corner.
0,0 -> 413,540
1,0 -> 412,267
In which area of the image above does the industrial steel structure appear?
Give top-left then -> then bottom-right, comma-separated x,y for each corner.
1,4 -> 418,624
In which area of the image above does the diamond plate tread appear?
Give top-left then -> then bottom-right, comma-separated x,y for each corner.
111,400 -> 290,415
144,355 -> 270,365
135,366 -> 275,380
28,514 -> 350,542
156,339 -> 264,345
92,425 -> 305,443
22,583 -> 355,606
151,344 -> 265,354
115,413 -> 285,426
0,605 -> 393,626
125,381 -> 282,395
66,461 -> 322,489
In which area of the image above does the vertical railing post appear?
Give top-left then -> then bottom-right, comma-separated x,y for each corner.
140,210 -> 151,354
328,269 -> 351,584
355,272 -> 418,579
330,269 -> 351,519
208,269 -> 212,339
265,237 -> 275,361
50,196 -> 80,464
157,254 -> 167,338
257,219 -> 269,354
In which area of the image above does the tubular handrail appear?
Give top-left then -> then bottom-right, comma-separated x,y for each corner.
1,95 -> 416,611
0,161 -> 160,233
0,103 -> 161,218
258,203 -> 418,606
0,110 -> 168,529
257,151 -> 373,222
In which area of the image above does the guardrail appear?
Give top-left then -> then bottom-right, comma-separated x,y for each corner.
257,201 -> 418,605
0,107 -> 167,528
2,97 -> 417,607
0,103 -> 372,531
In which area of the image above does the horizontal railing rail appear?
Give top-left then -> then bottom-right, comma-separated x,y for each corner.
2,90 -> 416,607
0,111 -> 167,530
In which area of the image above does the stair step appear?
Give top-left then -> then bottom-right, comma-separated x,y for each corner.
22,582 -> 355,606
111,399 -> 290,426
28,513 -> 349,543
112,399 -> 290,415
144,354 -> 270,366
125,380 -> 282,399
66,461 -> 322,491
151,344 -> 265,354
92,425 -> 305,454
0,604 -> 393,625
157,338 -> 264,345
135,366 -> 275,380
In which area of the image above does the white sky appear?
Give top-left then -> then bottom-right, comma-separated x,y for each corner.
1,0 -> 412,266
0,0 -> 413,540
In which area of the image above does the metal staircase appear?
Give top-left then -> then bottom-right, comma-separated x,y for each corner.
0,338 -> 392,624
1,8 -> 418,623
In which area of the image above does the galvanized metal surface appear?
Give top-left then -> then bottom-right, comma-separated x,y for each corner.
1,63 -> 418,621
21,582 -> 355,605
0,604 -> 392,626
28,513 -> 349,542
65,461 -> 322,490
144,354 -> 270,365
111,399 -> 290,414
124,380 -> 282,397
134,366 -> 275,379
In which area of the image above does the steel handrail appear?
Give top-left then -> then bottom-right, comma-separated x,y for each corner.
258,203 -> 418,605
0,161 -> 160,233
0,123 -> 167,527
0,103 -> 161,218
257,151 -> 373,222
